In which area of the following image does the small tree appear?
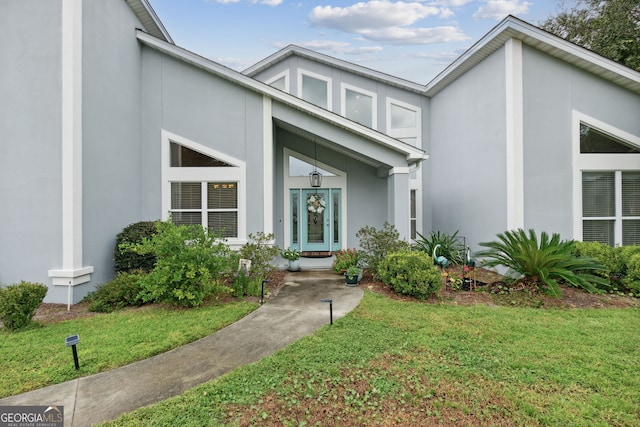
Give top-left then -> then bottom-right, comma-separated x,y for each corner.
356,222 -> 411,277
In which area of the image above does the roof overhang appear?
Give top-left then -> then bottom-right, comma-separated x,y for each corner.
425,15 -> 640,97
126,0 -> 173,43
136,30 -> 427,166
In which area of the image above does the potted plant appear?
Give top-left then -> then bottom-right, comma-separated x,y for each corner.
282,247 -> 301,271
332,248 -> 358,273
345,265 -> 362,286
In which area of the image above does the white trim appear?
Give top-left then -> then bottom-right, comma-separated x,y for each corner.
265,70 -> 290,93
297,68 -> 333,111
340,83 -> 377,129
572,110 -> 640,241
161,130 -> 247,247
389,167 -> 410,175
50,0 -> 93,292
263,96 -> 274,235
505,38 -> 524,231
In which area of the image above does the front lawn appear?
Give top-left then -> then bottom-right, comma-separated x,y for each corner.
0,301 -> 257,398
103,292 -> 639,426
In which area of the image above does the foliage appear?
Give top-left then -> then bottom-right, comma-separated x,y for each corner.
126,220 -> 233,307
85,271 -> 146,313
573,241 -> 624,288
345,265 -> 362,277
231,269 -> 262,298
0,281 -> 48,331
540,0 -> 640,71
281,247 -> 301,261
476,229 -> 609,297
113,221 -> 158,273
378,250 -> 442,299
413,230 -> 464,265
356,222 -> 411,277
238,232 -> 280,281
621,253 -> 640,295
331,248 -> 359,272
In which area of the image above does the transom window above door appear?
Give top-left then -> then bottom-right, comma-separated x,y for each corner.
288,156 -> 336,177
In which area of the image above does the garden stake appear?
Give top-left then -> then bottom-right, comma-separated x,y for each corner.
321,298 -> 333,325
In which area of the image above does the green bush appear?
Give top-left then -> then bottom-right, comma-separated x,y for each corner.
477,229 -> 609,297
413,230 -> 464,265
332,248 -> 359,272
85,271 -> 146,313
621,253 -> 640,295
114,221 -> 158,273
0,281 -> 48,331
237,232 -> 280,282
356,222 -> 411,277
378,250 -> 442,299
573,241 -> 624,289
127,220 -> 233,307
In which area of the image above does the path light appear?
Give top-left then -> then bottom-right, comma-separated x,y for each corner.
321,298 -> 333,325
65,334 -> 80,370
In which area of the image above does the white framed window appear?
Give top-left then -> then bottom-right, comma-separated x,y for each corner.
386,97 -> 421,147
266,70 -> 289,93
573,112 -> 640,246
340,83 -> 377,129
297,69 -> 332,110
162,130 -> 246,245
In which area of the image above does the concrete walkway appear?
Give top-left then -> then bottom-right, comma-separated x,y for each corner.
0,270 -> 363,426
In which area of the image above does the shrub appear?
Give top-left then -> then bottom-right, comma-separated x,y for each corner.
332,248 -> 359,272
378,250 -> 442,299
128,220 -> 233,307
476,229 -> 609,297
0,281 -> 48,331
573,241 -> 624,289
413,230 -> 464,265
356,222 -> 411,277
238,232 -> 280,282
621,253 -> 640,295
114,221 -> 158,273
85,271 -> 146,313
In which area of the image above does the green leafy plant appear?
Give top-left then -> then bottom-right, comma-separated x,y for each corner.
238,232 -> 280,281
0,281 -> 48,331
85,271 -> 146,313
378,250 -> 442,299
113,221 -> 158,273
356,222 -> 411,277
476,229 -> 609,297
126,220 -> 233,307
332,248 -> 359,272
281,247 -> 301,261
413,230 -> 464,265
621,252 -> 640,295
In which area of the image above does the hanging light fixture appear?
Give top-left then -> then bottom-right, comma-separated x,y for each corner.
309,142 -> 322,187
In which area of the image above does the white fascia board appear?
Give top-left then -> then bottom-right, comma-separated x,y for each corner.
136,31 -> 426,164
126,0 -> 173,43
425,16 -> 640,97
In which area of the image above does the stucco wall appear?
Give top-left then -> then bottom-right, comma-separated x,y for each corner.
0,1 -> 63,290
429,47 -> 508,249
522,46 -> 640,240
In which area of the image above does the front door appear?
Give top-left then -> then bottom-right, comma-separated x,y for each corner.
289,188 -> 341,252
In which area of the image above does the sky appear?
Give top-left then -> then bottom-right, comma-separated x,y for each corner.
147,0 -> 565,85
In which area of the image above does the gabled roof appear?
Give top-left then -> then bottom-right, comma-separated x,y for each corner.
243,45 -> 426,95
136,31 -> 426,166
126,0 -> 173,43
425,15 -> 640,96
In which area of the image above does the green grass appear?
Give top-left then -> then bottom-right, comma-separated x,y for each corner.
0,301 -> 257,398
102,292 -> 640,427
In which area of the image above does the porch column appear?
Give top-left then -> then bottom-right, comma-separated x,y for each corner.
387,168 -> 410,241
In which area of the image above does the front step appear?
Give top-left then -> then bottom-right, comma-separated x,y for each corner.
301,251 -> 333,258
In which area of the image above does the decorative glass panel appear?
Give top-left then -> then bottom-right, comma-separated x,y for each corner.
208,212 -> 237,238
301,75 -> 328,109
292,191 -> 299,244
207,183 -> 237,209
333,192 -> 339,244
345,89 -> 372,127
410,190 -> 417,240
390,103 -> 416,129
580,124 -> 640,153
582,172 -> 615,217
583,220 -> 615,246
171,182 -> 201,209
622,172 -> 640,216
306,193 -> 325,243
170,142 -> 232,167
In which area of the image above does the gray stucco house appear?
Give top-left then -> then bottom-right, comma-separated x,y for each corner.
2,0 -> 639,304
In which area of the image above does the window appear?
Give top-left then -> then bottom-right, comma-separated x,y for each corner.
341,84 -> 376,128
580,124 -> 640,153
266,71 -> 289,92
298,70 -> 331,110
386,98 -> 421,148
390,103 -> 417,129
162,131 -> 246,243
410,189 -> 417,240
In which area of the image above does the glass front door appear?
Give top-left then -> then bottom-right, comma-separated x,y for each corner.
290,189 -> 341,252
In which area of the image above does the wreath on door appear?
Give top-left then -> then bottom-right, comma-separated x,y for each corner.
307,194 -> 326,214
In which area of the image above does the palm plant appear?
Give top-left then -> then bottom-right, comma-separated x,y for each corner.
476,229 -> 609,297
413,230 -> 464,265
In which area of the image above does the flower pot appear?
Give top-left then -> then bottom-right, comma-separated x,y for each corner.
345,274 -> 359,286
288,259 -> 300,272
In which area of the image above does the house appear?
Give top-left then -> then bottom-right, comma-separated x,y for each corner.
1,0 -> 638,304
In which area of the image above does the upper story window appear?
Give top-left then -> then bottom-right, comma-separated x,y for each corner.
386,98 -> 421,148
390,103 -> 417,129
341,84 -> 376,128
266,71 -> 289,92
298,70 -> 331,110
580,123 -> 640,153
170,142 -> 232,167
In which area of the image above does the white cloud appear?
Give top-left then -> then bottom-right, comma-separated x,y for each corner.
273,40 -> 384,56
252,0 -> 283,5
361,26 -> 468,44
472,0 -> 531,20
212,0 -> 241,4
